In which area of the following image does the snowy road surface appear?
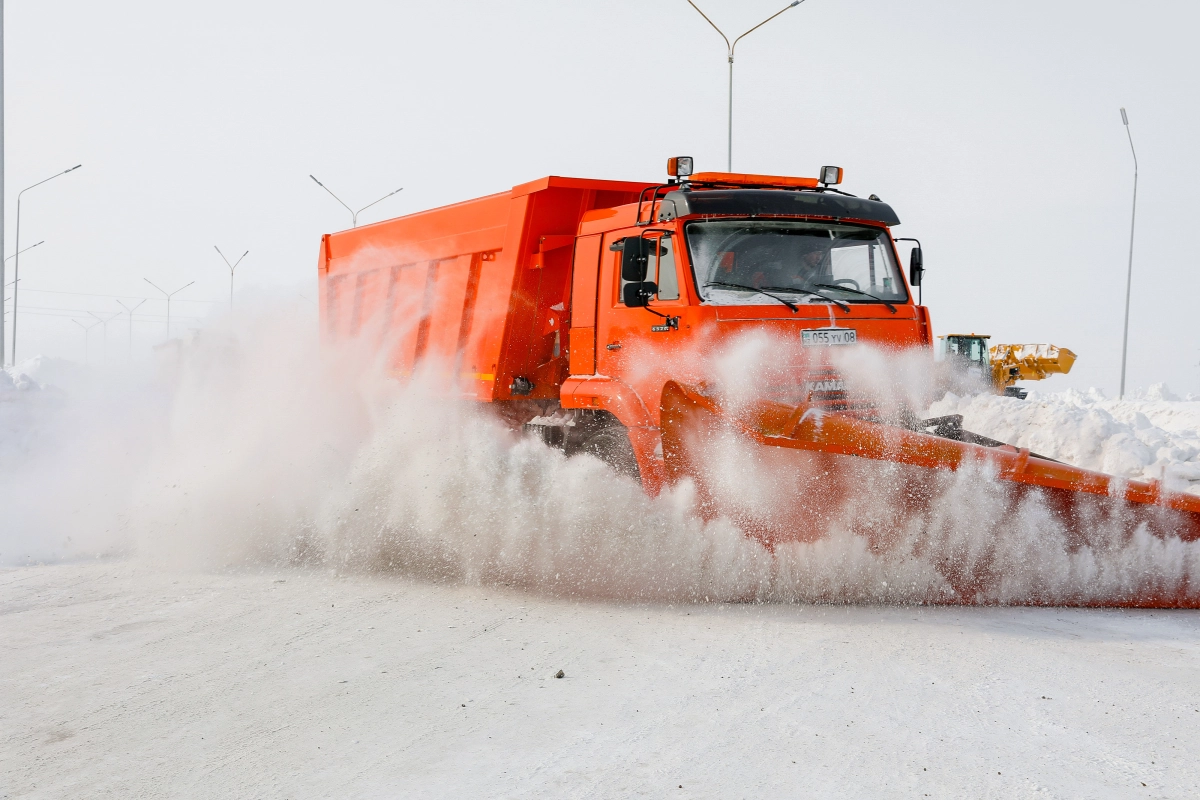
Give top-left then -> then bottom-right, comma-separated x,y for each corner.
3,562 -> 1199,798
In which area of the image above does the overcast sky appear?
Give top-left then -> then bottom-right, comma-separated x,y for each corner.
3,0 -> 1198,395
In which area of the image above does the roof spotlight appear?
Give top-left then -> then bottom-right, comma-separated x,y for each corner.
667,156 -> 694,178
819,166 -> 843,186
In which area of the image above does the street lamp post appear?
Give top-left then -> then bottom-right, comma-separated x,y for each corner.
1,0 -> 6,367
11,164 -> 82,364
1118,108 -> 1137,400
685,1 -> 805,171
88,311 -> 120,365
72,318 -> 100,365
309,175 -> 403,227
214,246 -> 249,312
115,299 -> 145,358
144,279 -> 195,342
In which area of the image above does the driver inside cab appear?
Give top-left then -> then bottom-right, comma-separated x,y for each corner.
787,243 -> 830,288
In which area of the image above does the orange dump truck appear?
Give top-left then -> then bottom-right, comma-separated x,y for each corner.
319,165 -> 929,487
319,160 -> 1200,605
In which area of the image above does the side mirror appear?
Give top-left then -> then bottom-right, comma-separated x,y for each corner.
622,281 -> 658,307
621,238 -> 651,282
909,246 -> 924,287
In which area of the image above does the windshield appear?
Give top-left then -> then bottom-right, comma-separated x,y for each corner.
685,219 -> 908,306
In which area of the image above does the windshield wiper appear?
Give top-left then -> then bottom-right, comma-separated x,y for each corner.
759,286 -> 850,313
813,284 -> 897,313
704,281 -> 798,312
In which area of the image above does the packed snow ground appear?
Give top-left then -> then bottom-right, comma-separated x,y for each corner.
4,330 -> 1200,796
4,562 -> 1200,799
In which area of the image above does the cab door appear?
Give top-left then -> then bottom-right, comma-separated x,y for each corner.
595,229 -> 687,380
568,234 -> 603,375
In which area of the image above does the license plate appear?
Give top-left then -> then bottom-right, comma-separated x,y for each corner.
801,328 -> 857,346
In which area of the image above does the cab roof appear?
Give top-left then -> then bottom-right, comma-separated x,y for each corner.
656,188 -> 901,227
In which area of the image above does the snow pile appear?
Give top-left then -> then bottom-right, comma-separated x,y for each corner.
927,386 -> 1200,497
1,363 -> 40,393
1,354 -> 85,392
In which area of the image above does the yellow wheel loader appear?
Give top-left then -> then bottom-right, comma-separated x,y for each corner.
941,334 -> 1076,399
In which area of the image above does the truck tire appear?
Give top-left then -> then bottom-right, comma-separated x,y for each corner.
580,425 -> 641,482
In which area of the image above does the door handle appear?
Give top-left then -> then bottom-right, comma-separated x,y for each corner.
606,343 -> 621,350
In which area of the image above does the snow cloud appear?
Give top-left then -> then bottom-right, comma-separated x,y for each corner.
4,308 -> 1200,606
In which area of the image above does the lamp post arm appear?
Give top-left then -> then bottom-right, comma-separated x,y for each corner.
310,175 -> 355,223
214,245 -> 234,272
685,0 -> 731,53
215,246 -> 249,274
144,278 -> 169,297
4,241 -> 44,261
732,0 -> 803,55
168,281 -> 196,299
17,164 -> 81,202
355,189 -> 403,223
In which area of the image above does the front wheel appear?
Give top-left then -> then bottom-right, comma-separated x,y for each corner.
579,425 -> 641,482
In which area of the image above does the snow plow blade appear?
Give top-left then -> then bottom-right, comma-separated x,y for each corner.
659,381 -> 1200,607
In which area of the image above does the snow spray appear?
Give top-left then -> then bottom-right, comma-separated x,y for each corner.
5,305 -> 1200,605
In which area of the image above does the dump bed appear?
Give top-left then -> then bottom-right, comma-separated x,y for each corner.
318,176 -> 653,401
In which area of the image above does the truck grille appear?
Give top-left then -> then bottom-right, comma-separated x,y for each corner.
760,367 -> 879,419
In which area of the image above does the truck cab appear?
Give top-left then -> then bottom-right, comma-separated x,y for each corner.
547,167 -> 931,488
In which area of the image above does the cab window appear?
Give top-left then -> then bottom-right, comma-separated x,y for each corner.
656,236 -> 679,300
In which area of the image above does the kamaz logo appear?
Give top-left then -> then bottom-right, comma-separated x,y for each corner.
806,379 -> 845,393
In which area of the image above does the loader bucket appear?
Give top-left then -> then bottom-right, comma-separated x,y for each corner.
659,381 -> 1200,607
